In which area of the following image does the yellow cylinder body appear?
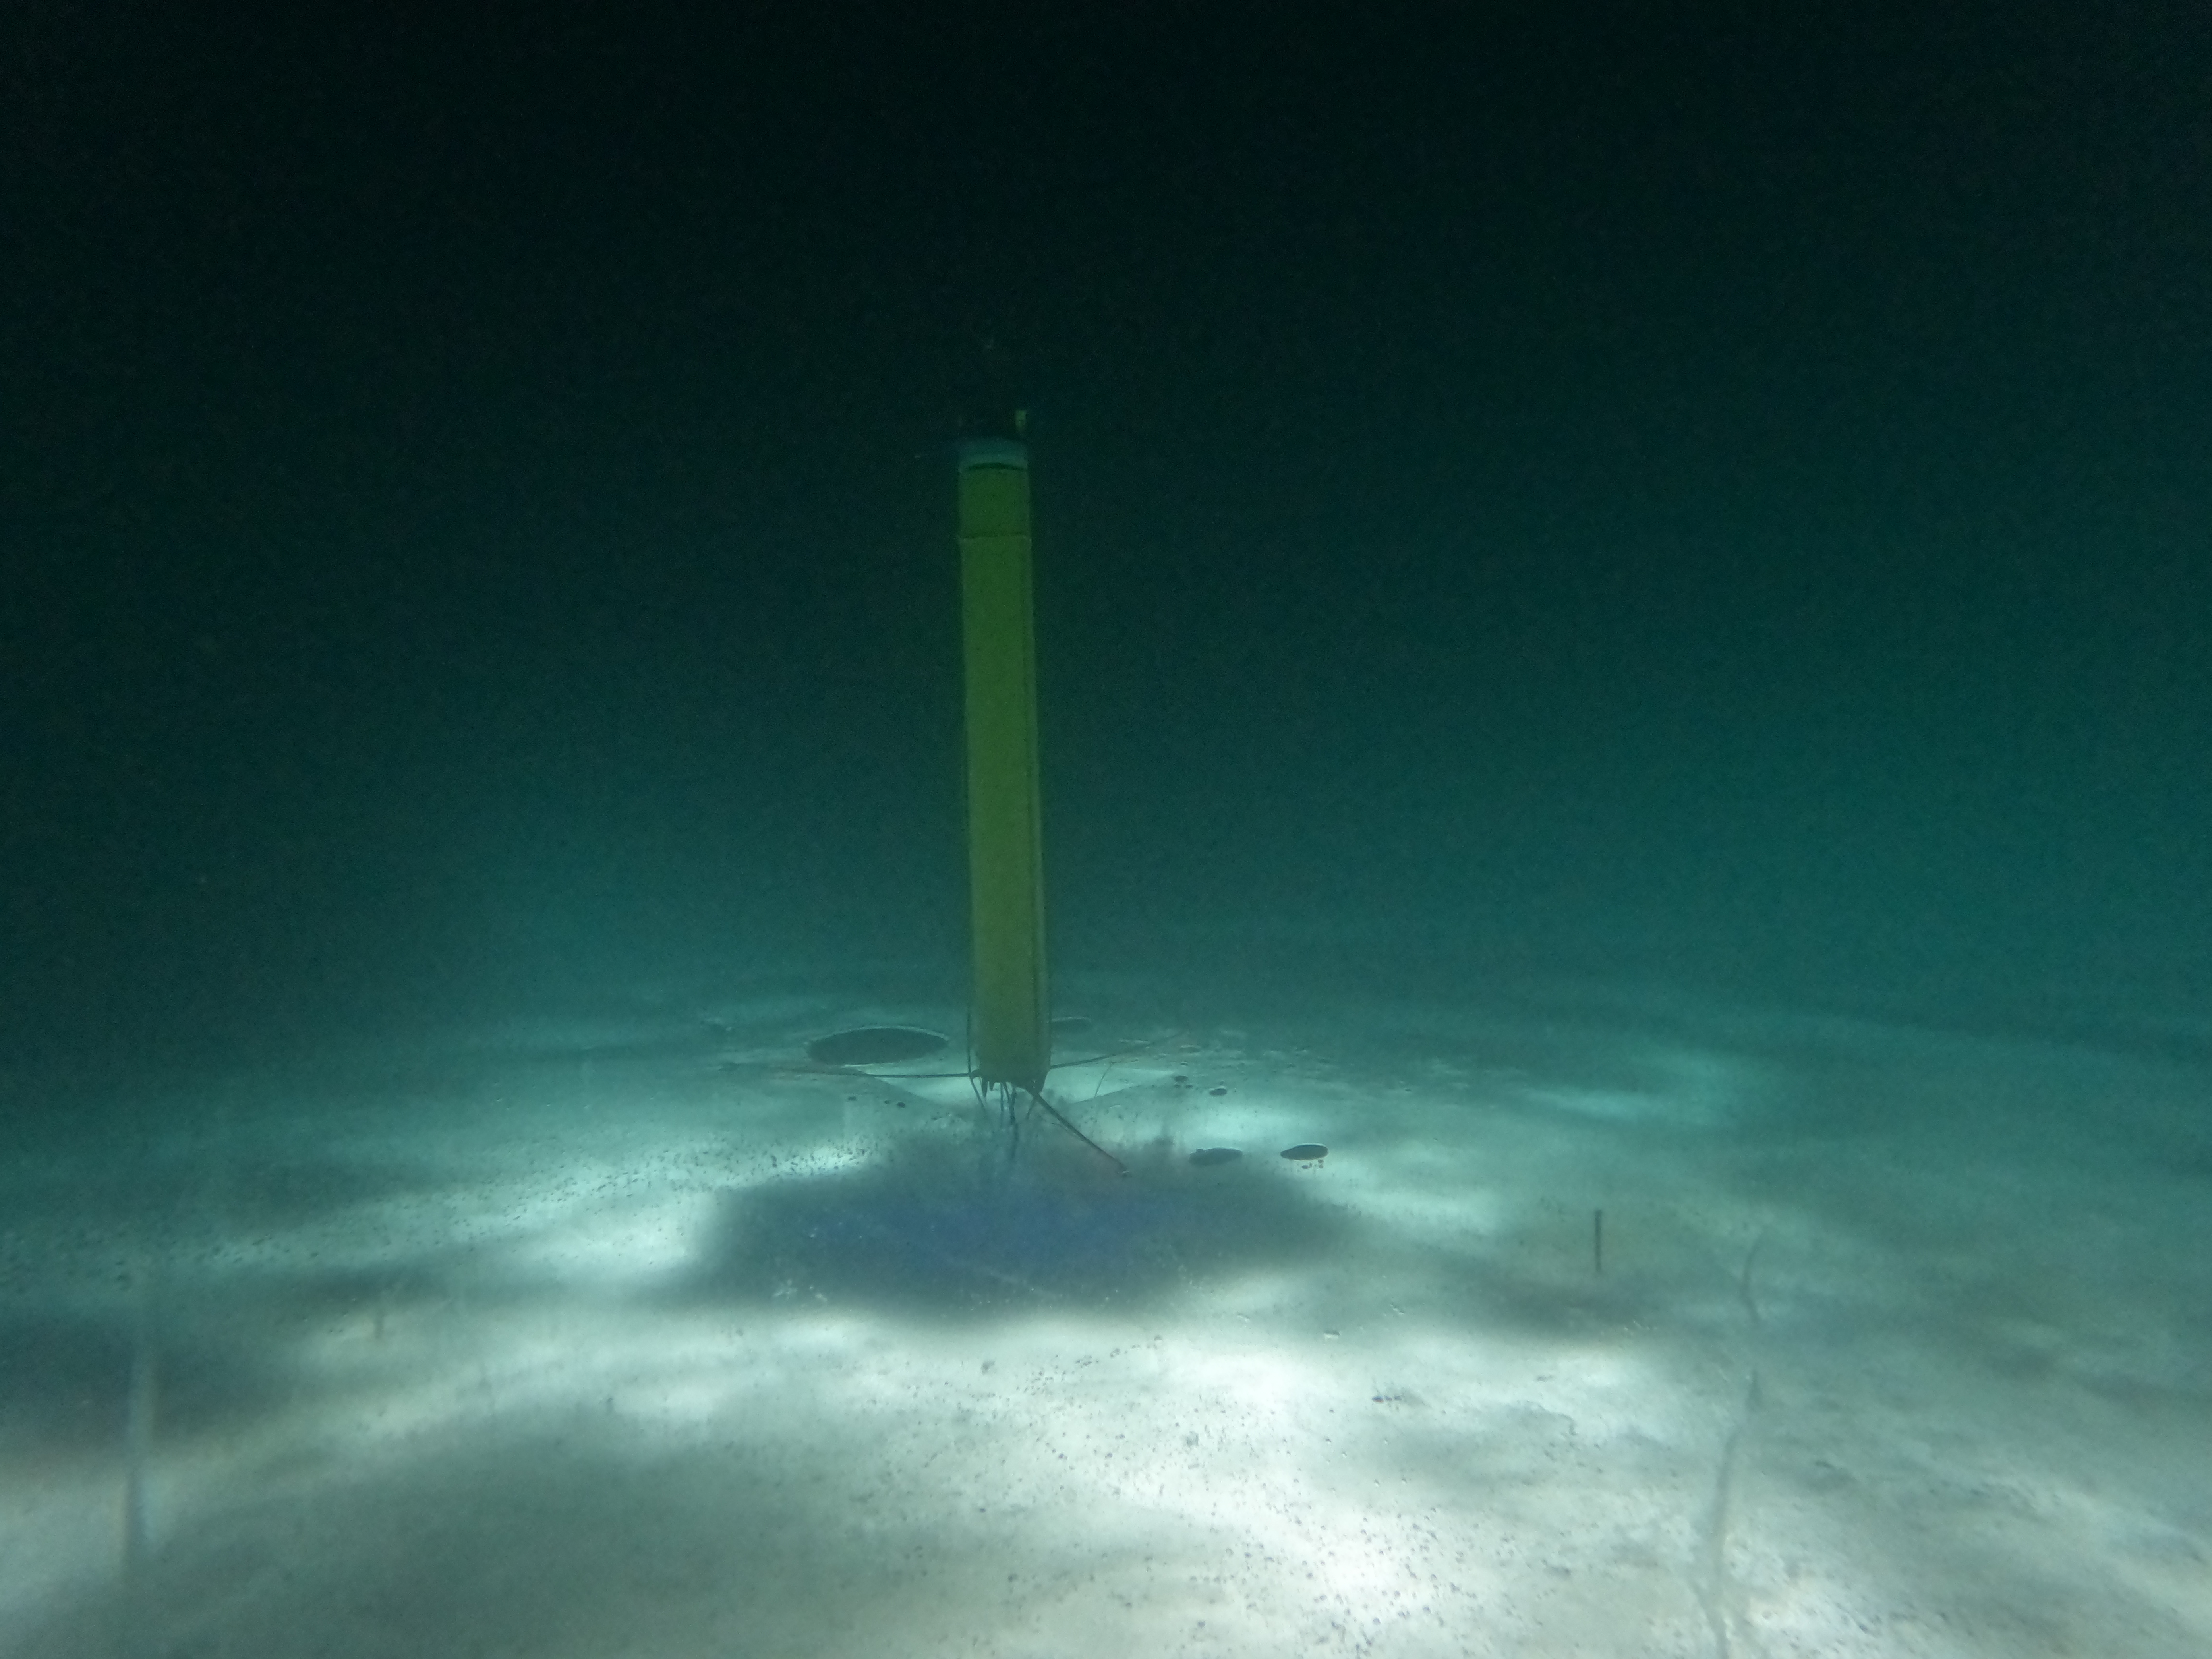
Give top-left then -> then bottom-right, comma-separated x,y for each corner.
957,439 -> 1051,1095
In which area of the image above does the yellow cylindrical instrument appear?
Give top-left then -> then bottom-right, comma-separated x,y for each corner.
957,433 -> 1050,1097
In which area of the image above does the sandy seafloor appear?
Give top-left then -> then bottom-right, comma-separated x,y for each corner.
2,966 -> 2208,1659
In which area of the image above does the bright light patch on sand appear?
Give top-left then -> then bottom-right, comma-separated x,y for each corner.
2,992 -> 2206,1656
504,1187 -> 721,1284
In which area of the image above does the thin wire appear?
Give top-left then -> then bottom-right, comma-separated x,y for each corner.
953,1004 -> 1127,1176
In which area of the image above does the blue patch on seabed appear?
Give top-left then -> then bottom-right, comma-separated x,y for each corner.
798,1175 -> 1192,1299
702,1135 -> 1342,1311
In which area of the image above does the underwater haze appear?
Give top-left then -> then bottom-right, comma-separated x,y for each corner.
3,3 -> 2208,1654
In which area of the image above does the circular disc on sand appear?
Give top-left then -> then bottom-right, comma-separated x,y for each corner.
806,1026 -> 949,1066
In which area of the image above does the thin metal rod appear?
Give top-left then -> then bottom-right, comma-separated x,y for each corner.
1026,1089 -> 1127,1176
